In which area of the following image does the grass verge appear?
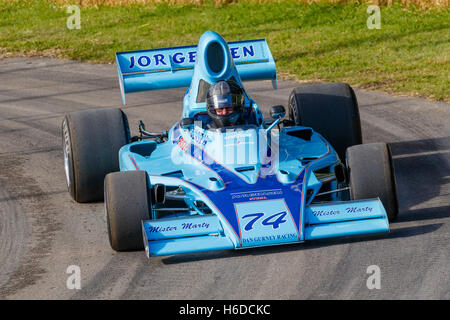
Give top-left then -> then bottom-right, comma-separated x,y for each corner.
0,0 -> 448,101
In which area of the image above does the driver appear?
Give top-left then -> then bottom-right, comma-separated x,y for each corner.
205,79 -> 247,128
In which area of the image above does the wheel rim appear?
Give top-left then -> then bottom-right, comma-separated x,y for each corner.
288,92 -> 300,125
62,119 -> 71,188
64,147 -> 70,187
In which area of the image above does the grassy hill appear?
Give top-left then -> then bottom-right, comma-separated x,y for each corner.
0,0 -> 448,101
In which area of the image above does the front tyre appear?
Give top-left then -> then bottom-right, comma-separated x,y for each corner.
105,171 -> 152,251
346,143 -> 399,221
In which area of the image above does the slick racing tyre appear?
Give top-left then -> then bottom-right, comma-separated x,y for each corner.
288,82 -> 362,162
346,143 -> 399,221
105,171 -> 152,251
62,108 -> 130,203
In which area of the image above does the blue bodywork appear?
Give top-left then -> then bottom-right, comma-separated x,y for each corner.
115,31 -> 389,257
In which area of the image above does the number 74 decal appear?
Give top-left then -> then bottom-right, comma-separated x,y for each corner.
242,211 -> 287,231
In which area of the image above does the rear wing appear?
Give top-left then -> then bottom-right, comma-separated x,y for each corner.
116,39 -> 277,104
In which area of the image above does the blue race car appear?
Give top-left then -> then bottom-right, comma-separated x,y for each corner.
62,31 -> 398,257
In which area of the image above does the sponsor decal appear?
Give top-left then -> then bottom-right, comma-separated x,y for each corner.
190,127 -> 211,146
249,196 -> 267,201
128,45 -> 255,69
146,222 -> 211,233
231,189 -> 282,200
147,225 -> 177,233
242,233 -> 297,245
224,131 -> 253,140
230,45 -> 255,59
312,206 -> 374,217
181,222 -> 210,230
176,136 -> 189,151
312,209 -> 341,217
346,206 -> 373,214
223,130 -> 255,147
129,54 -> 168,68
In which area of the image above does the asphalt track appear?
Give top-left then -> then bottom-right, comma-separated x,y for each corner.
0,57 -> 448,300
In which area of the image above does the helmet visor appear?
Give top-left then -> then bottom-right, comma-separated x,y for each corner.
206,94 -> 242,114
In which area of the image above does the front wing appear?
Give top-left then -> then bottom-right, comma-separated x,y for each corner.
142,198 -> 389,257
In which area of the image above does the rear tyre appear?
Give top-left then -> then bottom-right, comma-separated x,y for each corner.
105,171 -> 152,251
288,82 -> 362,162
346,143 -> 399,221
62,108 -> 130,203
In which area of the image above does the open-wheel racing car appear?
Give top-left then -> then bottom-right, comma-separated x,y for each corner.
62,31 -> 398,257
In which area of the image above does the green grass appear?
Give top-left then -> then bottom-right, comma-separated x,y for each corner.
0,0 -> 449,101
